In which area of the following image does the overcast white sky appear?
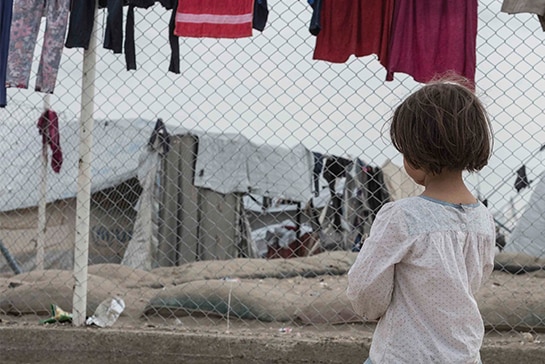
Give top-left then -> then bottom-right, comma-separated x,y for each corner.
2,0 -> 545,226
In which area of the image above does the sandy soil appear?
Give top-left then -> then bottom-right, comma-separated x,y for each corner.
2,251 -> 545,363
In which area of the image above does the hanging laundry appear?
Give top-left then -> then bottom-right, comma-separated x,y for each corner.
515,165 -> 531,192
501,0 -> 545,31
6,0 -> 70,94
311,152 -> 324,197
385,0 -> 478,85
104,0 -> 124,54
253,0 -> 269,32
322,156 -> 352,234
166,0 -> 181,74
65,0 -> 96,50
322,156 -> 352,197
0,0 -> 13,108
175,0 -> 254,38
307,0 -> 323,36
123,1 -> 162,70
125,4 -> 137,70
122,1 -> 176,71
66,1 -> 180,73
37,110 -> 63,173
124,0 -> 180,72
312,0 -> 394,64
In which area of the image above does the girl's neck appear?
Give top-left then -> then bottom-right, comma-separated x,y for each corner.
421,169 -> 477,205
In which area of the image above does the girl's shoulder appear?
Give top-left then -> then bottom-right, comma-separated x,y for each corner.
384,196 -> 494,236
391,195 -> 486,212
385,196 -> 428,211
378,195 -> 490,223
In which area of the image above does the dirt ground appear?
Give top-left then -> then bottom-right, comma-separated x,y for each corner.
2,251 -> 545,363
2,312 -> 545,363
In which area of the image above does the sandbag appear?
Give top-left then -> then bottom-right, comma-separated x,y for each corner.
151,251 -> 357,285
494,252 -> 545,275
144,279 -> 304,322
477,271 -> 545,331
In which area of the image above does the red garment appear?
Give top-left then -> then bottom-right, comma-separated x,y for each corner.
385,0 -> 478,85
174,0 -> 254,38
37,109 -> 63,173
313,0 -> 394,64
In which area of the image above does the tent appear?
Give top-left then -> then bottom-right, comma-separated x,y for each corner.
507,172 -> 545,258
0,118 -> 157,272
0,114 -> 424,273
0,117 -> 316,272
381,159 -> 425,200
245,157 -> 424,256
124,129 -> 315,269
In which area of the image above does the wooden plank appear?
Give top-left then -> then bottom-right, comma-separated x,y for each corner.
198,190 -> 239,260
157,136 -> 182,266
176,135 -> 200,264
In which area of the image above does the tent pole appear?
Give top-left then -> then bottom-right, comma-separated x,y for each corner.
72,2 -> 98,327
36,94 -> 50,271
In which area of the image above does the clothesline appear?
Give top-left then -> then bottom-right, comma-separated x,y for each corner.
0,0 -> 541,109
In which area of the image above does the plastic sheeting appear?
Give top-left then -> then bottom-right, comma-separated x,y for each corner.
121,142 -> 161,270
193,134 -> 314,202
508,173 -> 545,258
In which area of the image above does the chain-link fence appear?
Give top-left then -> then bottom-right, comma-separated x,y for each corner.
1,0 -> 545,338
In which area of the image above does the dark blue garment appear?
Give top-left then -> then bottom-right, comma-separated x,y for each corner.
167,0 -> 180,73
123,0 -> 178,71
104,0 -> 124,54
323,156 -> 352,197
67,1 -> 179,73
65,0 -> 96,49
253,0 -> 269,32
125,5 -> 136,70
312,152 -> 324,197
308,0 -> 322,36
0,0 -> 13,108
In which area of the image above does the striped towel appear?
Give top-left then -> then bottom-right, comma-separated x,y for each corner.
175,0 -> 254,38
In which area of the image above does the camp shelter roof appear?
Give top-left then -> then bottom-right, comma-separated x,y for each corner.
0,117 -> 315,212
0,118 -> 166,212
194,134 -> 314,202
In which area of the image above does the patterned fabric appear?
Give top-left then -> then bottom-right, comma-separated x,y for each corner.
347,196 -> 495,363
6,0 -> 70,94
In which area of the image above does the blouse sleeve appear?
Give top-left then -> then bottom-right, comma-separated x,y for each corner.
471,213 -> 496,294
346,202 -> 411,320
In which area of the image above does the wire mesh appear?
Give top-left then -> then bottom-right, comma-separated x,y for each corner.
1,0 -> 545,338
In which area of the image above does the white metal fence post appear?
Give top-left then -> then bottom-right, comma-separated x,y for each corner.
72,2 -> 98,327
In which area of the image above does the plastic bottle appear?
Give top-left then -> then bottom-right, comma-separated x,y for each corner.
85,296 -> 125,327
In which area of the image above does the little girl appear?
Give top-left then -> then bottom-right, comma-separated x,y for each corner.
347,79 -> 496,364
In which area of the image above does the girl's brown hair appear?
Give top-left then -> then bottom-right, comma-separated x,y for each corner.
390,78 -> 492,174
